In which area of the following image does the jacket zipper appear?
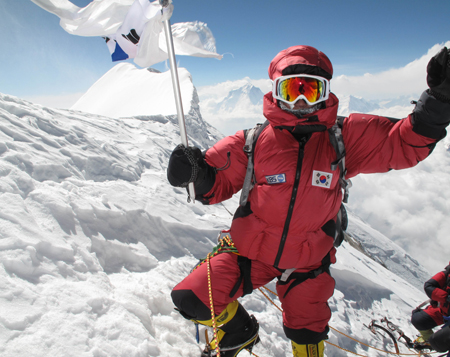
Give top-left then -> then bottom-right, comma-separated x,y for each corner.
274,137 -> 306,268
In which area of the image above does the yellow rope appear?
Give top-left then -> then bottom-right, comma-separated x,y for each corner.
206,253 -> 220,357
326,340 -> 369,357
258,287 -> 282,312
193,235 -> 239,272
329,326 -> 423,355
204,235 -> 265,357
203,235 -> 241,356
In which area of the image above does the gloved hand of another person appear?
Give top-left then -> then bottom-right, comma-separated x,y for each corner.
427,46 -> 450,103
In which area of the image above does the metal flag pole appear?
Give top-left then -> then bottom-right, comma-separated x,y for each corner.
160,0 -> 196,203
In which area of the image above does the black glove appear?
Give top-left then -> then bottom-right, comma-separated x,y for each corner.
167,144 -> 215,195
427,46 -> 450,103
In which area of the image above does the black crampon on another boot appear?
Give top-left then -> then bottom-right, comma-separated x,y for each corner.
201,303 -> 260,357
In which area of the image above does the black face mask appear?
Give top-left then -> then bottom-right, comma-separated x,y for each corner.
278,101 -> 325,118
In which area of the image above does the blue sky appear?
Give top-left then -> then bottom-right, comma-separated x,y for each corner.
1,0 -> 449,106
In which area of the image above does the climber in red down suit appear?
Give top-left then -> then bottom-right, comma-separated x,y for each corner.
412,262 -> 450,352
167,45 -> 450,357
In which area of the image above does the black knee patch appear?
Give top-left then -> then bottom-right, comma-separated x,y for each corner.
171,289 -> 211,321
283,325 -> 329,344
429,326 -> 450,352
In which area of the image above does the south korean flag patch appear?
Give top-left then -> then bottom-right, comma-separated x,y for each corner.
312,170 -> 333,188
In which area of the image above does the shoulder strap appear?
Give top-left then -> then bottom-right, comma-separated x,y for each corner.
239,121 -> 269,206
240,117 -> 352,205
328,116 -> 352,203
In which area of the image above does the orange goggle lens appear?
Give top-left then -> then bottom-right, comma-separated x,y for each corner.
277,76 -> 325,104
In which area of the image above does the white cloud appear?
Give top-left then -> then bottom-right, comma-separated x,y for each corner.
249,78 -> 272,94
199,41 -> 450,106
347,137 -> 450,274
198,42 -> 450,136
199,103 -> 262,136
332,41 -> 450,100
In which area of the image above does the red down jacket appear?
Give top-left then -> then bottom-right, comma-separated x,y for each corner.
202,92 -> 436,271
424,264 -> 450,317
198,45 -> 442,272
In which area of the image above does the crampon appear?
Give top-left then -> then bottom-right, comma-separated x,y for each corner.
365,317 -> 434,355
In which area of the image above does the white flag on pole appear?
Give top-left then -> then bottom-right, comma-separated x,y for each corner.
31,0 -> 223,66
30,0 -> 135,36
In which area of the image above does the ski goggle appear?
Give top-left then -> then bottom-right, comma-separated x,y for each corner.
272,74 -> 330,106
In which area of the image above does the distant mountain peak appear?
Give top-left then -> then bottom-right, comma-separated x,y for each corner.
337,94 -> 380,116
216,83 -> 264,112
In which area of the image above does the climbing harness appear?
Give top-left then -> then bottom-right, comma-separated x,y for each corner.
277,252 -> 332,298
192,231 -> 239,273
196,233 -> 437,357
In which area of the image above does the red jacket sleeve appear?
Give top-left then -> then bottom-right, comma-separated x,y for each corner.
202,130 -> 249,204
343,114 -> 436,178
343,90 -> 450,177
424,271 -> 449,303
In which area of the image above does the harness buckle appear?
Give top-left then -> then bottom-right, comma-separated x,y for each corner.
309,268 -> 323,279
280,268 -> 296,282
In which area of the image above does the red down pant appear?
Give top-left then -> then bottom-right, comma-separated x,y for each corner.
171,252 -> 336,344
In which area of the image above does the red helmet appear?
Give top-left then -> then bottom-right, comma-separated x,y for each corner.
268,45 -> 333,81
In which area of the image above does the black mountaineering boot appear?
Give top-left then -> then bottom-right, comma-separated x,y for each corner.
201,303 -> 260,357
